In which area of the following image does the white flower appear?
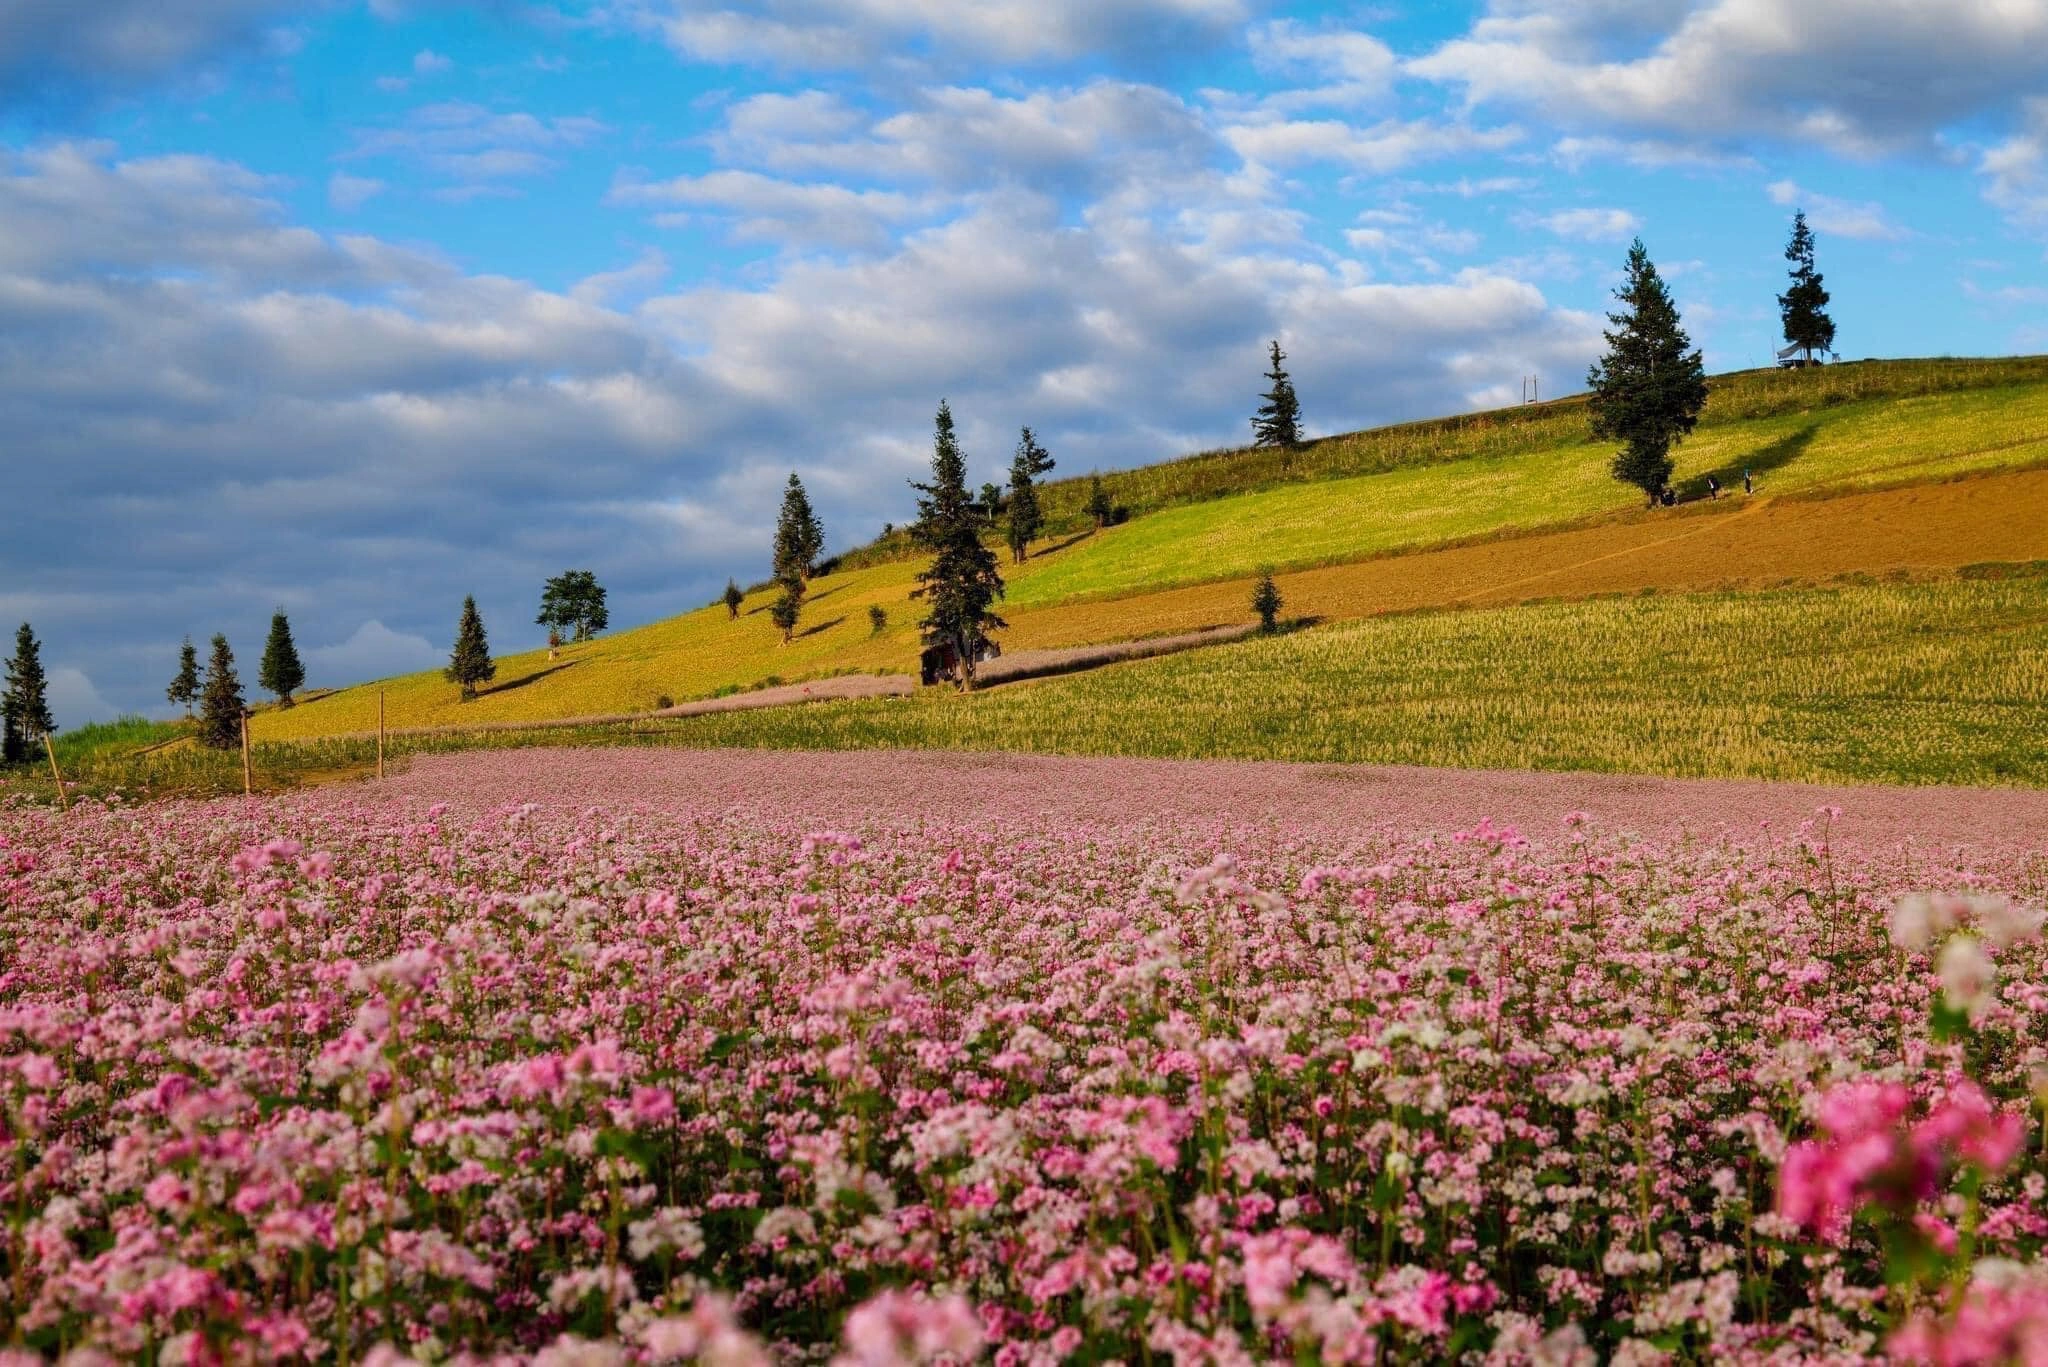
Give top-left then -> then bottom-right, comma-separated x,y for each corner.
1970,894 -> 2046,949
1938,935 -> 1998,1019
1889,893 -> 1954,951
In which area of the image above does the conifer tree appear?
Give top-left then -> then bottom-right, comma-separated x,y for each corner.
1588,238 -> 1708,505
773,474 -> 825,585
1778,210 -> 1836,365
1251,340 -> 1302,448
724,579 -> 744,620
446,596 -> 495,701
912,400 -> 1005,689
769,576 -> 804,645
3,622 -> 52,761
1005,427 -> 1054,564
1252,570 -> 1282,632
167,637 -> 200,718
258,610 -> 306,708
1085,474 -> 1113,530
198,633 -> 246,751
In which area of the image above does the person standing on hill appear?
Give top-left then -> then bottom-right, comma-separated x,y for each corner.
1744,468 -> 1754,495
1705,474 -> 1720,500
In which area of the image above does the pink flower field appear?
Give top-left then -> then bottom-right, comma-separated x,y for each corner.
3,753 -> 2048,1364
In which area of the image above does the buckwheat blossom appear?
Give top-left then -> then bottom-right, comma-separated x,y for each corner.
1938,935 -> 1999,1019
0,774 -> 2043,1361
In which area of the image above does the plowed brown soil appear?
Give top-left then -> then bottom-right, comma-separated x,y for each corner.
1005,467 -> 2048,649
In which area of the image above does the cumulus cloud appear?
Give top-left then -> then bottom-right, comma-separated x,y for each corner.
1537,206 -> 1642,240
0,0 -> 309,103
610,169 -> 932,251
327,172 -> 385,211
45,667 -> 117,729
1765,180 -> 1906,241
1,132 -> 1605,717
305,620 -> 443,686
345,101 -> 609,195
607,0 -> 1250,68
1245,19 -> 1399,111
1980,98 -> 2048,232
1411,0 -> 2048,157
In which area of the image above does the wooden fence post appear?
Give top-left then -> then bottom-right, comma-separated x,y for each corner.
42,733 -> 69,813
241,712 -> 253,797
378,690 -> 386,780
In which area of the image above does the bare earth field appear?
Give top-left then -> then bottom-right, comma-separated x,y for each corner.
381,746 -> 2048,859
1006,465 -> 2048,649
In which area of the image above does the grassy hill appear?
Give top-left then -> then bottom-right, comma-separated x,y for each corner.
225,356 -> 2048,748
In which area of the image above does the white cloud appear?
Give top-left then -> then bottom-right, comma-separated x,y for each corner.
610,169 -> 931,250
1765,179 -> 1906,241
305,620 -> 443,686
327,172 -> 386,212
1411,0 -> 2048,157
1224,117 -> 1522,174
345,101 -> 609,191
1537,206 -> 1642,240
46,667 -> 117,729
1245,19 -> 1398,111
0,0 -> 307,101
608,0 -> 1250,68
412,48 -> 452,75
1980,98 -> 2048,232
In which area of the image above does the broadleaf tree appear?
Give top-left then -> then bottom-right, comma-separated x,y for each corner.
537,571 -> 609,643
1005,427 -> 1054,564
167,637 -> 200,718
1250,340 -> 1302,448
446,596 -> 495,700
912,400 -> 1005,690
1778,210 -> 1836,365
1587,238 -> 1708,505
723,579 -> 745,620
258,610 -> 306,708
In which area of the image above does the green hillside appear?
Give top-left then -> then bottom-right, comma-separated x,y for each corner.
245,355 -> 2048,746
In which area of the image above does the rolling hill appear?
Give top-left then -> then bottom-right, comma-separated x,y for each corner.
249,356 -> 2048,746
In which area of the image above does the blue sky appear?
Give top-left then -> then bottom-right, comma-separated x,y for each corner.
5,0 -> 2048,724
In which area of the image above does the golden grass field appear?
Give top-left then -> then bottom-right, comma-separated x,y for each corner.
252,464 -> 2048,742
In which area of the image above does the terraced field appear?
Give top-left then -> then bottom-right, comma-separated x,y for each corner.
245,357 -> 2048,746
604,570 -> 2048,787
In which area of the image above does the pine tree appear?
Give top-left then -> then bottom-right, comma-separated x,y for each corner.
258,610 -> 306,708
723,579 -> 745,620
773,474 -> 825,585
198,633 -> 246,751
1252,570 -> 1282,632
2,622 -> 52,763
1778,210 -> 1836,365
1251,340 -> 1302,448
446,596 -> 495,701
1085,474 -> 1113,530
1005,427 -> 1054,564
769,576 -> 804,645
1587,238 -> 1709,506
912,400 -> 1006,690
167,637 -> 200,718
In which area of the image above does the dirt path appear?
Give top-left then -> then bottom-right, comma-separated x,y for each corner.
977,623 -> 1260,685
381,747 -> 2048,862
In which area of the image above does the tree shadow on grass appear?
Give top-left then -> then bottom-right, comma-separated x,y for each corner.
485,660 -> 579,695
1030,529 -> 1096,558
795,616 -> 847,640
1698,424 -> 1817,496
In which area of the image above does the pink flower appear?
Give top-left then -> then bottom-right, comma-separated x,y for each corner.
837,1290 -> 983,1366
629,1085 -> 676,1126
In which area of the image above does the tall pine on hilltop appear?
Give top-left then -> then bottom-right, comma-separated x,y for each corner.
167,637 -> 200,718
198,633 -> 245,751
1587,238 -> 1708,505
3,623 -> 53,762
913,400 -> 1005,690
773,474 -> 825,585
1005,426 -> 1054,564
258,610 -> 305,708
1251,340 -> 1301,448
1779,210 -> 1836,365
447,596 -> 496,701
